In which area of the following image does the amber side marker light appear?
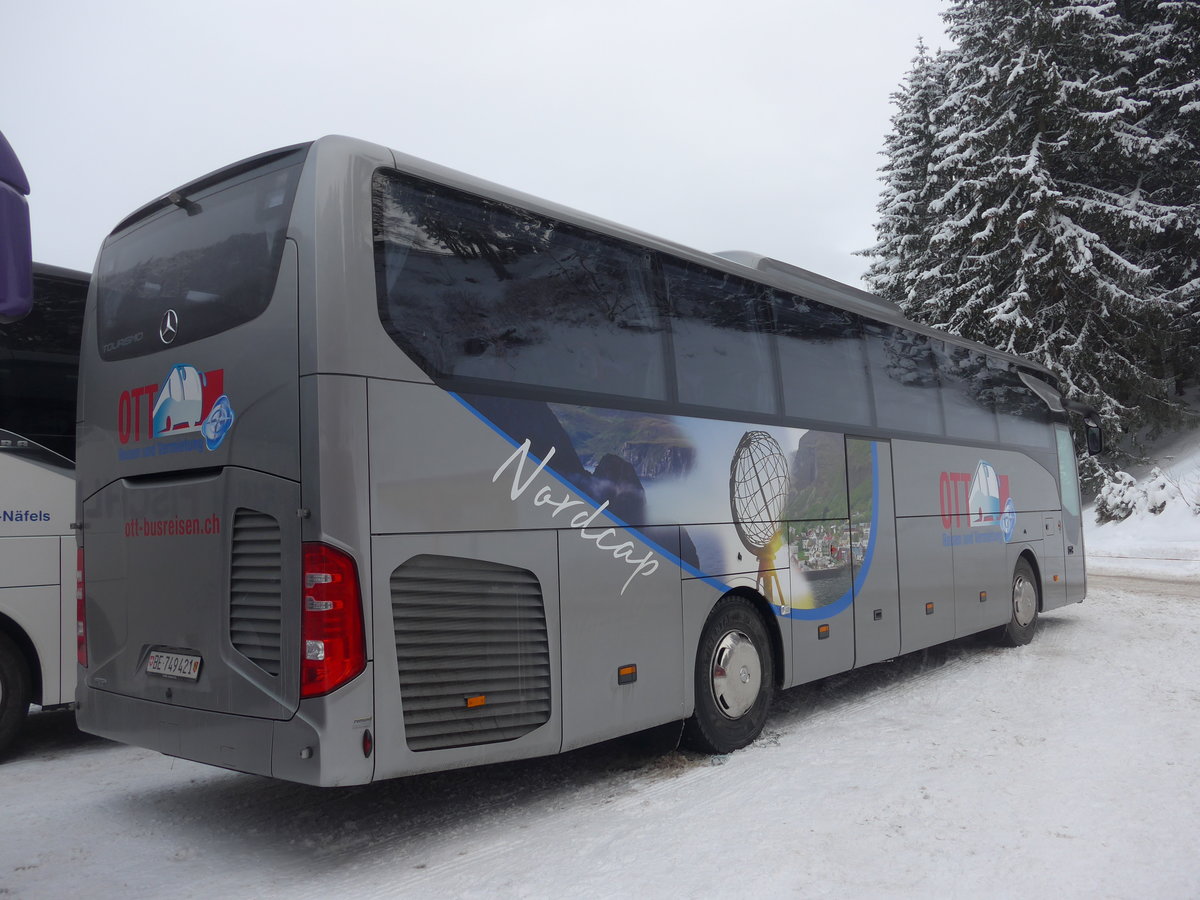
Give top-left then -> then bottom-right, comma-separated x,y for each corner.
618,664 -> 637,685
925,602 -> 935,615
465,695 -> 487,709
817,624 -> 830,640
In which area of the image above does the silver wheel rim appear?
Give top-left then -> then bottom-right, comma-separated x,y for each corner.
1013,574 -> 1037,627
709,629 -> 762,720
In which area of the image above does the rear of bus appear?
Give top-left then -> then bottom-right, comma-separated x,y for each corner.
75,139 -> 381,785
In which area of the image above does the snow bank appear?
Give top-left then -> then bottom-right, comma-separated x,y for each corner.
1085,429 -> 1200,581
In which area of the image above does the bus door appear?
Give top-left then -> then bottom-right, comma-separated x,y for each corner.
1055,424 -> 1086,605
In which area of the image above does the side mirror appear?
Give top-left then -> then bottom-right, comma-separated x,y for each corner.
1085,422 -> 1103,456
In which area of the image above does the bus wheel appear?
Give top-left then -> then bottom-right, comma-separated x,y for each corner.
682,597 -> 775,755
0,632 -> 32,757
999,557 -> 1039,647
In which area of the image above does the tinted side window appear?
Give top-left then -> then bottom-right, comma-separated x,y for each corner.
664,260 -> 776,414
0,269 -> 87,459
374,170 -> 667,401
773,294 -> 871,426
938,343 -> 1000,441
994,365 -> 1053,448
864,323 -> 942,435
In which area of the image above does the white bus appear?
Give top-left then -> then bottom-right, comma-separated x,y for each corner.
75,137 -> 1100,785
0,263 -> 88,756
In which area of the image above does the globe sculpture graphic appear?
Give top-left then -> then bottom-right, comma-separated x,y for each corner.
729,431 -> 790,608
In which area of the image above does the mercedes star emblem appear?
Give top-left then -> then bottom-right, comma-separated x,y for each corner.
159,309 -> 179,344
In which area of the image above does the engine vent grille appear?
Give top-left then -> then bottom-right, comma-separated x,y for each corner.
229,508 -> 283,676
391,555 -> 551,752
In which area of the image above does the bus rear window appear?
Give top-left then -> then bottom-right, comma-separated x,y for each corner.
96,151 -> 304,360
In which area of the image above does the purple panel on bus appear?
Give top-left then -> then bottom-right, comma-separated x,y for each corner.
0,130 -> 33,324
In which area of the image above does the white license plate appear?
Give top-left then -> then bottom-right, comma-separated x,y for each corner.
146,650 -> 202,680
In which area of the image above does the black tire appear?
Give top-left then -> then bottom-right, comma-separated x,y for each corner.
999,557 -> 1040,647
0,631 -> 32,758
682,597 -> 775,755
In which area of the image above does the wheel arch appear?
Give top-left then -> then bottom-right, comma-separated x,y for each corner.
1018,548 -> 1044,611
0,612 -> 42,706
718,586 -> 785,689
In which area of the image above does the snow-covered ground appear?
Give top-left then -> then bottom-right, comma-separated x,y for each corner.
3,445 -> 1198,899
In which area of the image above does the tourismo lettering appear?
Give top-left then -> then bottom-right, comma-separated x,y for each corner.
492,439 -> 659,595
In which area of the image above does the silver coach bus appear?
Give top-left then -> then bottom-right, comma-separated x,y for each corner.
75,136 -> 1100,786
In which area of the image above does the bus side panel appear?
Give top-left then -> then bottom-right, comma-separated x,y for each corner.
786,518 -> 855,687
850,439 -> 900,669
0,585 -> 59,703
558,526 -> 684,751
0,539 -> 61,704
896,517 -> 957,653
951,514 -> 1012,638
790,601 -> 854,686
367,381 -> 556,537
370,531 -> 563,779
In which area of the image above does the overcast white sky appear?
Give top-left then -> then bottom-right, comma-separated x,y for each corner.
4,1 -> 947,287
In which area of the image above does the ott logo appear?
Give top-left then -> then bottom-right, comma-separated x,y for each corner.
117,364 -> 235,451
940,460 -> 1013,531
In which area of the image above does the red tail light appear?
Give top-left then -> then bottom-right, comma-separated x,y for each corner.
300,543 -> 366,698
76,547 -> 88,668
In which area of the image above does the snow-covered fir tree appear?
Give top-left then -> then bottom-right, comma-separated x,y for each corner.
1122,0 -> 1200,387
862,40 -> 948,310
864,0 -> 1200,489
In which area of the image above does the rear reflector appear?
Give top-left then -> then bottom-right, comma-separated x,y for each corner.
300,543 -> 366,698
76,547 -> 88,668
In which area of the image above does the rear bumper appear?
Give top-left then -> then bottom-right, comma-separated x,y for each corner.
76,665 -> 376,786
77,684 -> 279,775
